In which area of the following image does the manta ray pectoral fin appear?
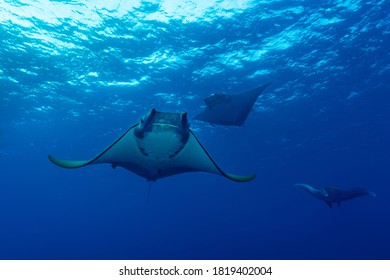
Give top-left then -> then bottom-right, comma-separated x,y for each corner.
294,183 -> 313,189
368,191 -> 377,197
222,172 -> 256,182
294,183 -> 319,195
48,155 -> 93,169
48,124 -> 138,170
177,131 -> 256,182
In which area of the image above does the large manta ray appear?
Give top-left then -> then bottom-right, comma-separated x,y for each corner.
295,183 -> 376,208
48,109 -> 255,182
194,83 -> 270,126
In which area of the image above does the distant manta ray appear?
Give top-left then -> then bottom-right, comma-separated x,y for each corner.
48,108 -> 256,182
295,183 -> 376,208
194,83 -> 270,126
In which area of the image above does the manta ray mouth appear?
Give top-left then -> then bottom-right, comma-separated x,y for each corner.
134,109 -> 190,159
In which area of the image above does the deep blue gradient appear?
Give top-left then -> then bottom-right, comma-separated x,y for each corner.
0,0 -> 389,260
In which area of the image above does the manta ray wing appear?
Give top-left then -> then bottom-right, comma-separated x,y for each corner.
334,188 -> 376,201
48,124 -> 138,168
170,130 -> 256,182
194,83 -> 270,126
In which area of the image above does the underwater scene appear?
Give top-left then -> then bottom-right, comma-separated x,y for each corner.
0,0 -> 389,260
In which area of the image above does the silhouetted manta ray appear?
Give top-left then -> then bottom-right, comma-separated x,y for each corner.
48,109 -> 255,182
295,183 -> 376,208
194,83 -> 270,126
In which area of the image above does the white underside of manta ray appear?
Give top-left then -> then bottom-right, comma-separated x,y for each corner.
48,109 -> 256,182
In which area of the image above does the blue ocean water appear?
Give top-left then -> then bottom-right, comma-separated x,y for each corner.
0,0 -> 389,260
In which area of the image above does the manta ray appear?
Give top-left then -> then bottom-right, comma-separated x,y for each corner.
295,183 -> 376,208
194,83 -> 270,126
48,109 -> 255,182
